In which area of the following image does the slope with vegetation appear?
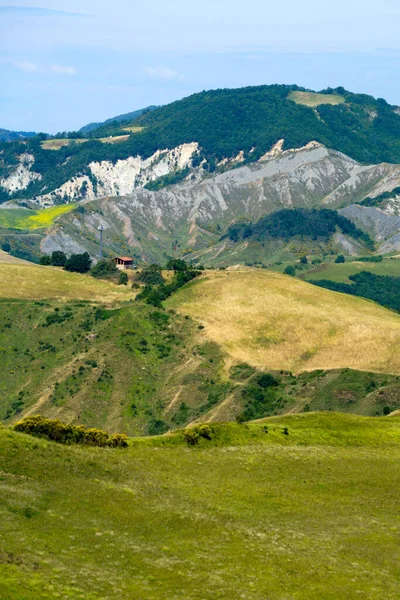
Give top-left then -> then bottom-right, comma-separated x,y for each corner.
1,413 -> 400,599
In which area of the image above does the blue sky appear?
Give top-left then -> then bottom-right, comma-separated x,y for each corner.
1,1 -> 400,132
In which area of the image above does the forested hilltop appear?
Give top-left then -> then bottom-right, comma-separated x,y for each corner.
2,84 -> 400,203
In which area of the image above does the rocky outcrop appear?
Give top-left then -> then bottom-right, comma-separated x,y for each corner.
0,154 -> 41,193
39,143 -> 400,262
35,143 -> 198,206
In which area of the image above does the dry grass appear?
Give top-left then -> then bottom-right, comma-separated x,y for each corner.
288,90 -> 345,107
0,250 -> 32,265
0,263 -> 133,302
167,269 -> 400,374
41,135 -> 129,150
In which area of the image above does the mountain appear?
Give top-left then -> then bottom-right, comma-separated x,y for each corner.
0,128 -> 37,142
78,105 -> 159,135
2,84 -> 400,206
36,143 -> 400,262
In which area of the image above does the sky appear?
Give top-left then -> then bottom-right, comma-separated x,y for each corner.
1,1 -> 400,132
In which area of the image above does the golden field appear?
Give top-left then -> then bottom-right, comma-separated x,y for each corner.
0,263 -> 133,302
167,269 -> 400,374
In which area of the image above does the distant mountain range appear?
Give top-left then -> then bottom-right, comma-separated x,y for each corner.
0,128 -> 37,142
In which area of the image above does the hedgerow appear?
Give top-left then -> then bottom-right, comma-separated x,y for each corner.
13,415 -> 128,447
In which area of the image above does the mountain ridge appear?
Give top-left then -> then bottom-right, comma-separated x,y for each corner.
2,83 -> 400,205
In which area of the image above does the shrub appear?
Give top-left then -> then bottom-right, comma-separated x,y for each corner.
300,256 -> 308,264
284,265 -> 295,276
1,242 -> 11,253
383,406 -> 391,416
183,429 -> 200,445
90,259 -> 118,279
257,373 -> 279,389
13,415 -> 128,448
118,271 -> 128,285
183,424 -> 213,445
148,419 -> 169,435
136,264 -> 165,285
335,255 -> 345,263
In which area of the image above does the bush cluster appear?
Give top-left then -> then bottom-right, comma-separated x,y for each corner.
183,424 -> 213,446
136,260 -> 201,307
13,415 -> 128,447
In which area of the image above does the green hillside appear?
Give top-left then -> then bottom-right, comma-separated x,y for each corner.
2,84 -> 400,203
1,413 -> 400,599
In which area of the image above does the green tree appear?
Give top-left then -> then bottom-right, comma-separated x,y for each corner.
1,242 -> 11,253
166,259 -> 188,271
64,252 -> 92,273
335,255 -> 345,263
51,250 -> 67,267
300,255 -> 308,264
39,255 -> 52,265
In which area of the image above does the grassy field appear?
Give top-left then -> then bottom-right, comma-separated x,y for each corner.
41,135 -> 129,150
0,204 -> 77,230
288,90 -> 345,107
302,257 -> 400,282
121,125 -> 144,134
167,269 -> 400,374
1,412 -> 400,599
0,263 -> 133,302
0,250 -> 32,265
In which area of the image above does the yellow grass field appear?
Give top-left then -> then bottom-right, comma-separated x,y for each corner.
0,263 -> 133,302
288,90 -> 345,107
0,250 -> 32,265
167,269 -> 400,374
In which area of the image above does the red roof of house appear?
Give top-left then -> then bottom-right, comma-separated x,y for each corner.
115,256 -> 133,262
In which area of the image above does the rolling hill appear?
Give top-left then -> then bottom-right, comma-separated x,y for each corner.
2,261 -> 400,431
167,269 -> 400,374
1,413 -> 400,599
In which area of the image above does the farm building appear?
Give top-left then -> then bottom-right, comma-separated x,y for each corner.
113,256 -> 134,270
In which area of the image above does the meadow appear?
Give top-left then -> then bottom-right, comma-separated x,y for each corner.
167,269 -> 400,374
41,135 -> 130,150
0,204 -> 77,230
0,263 -> 133,301
288,90 -> 346,107
1,413 -> 400,600
302,257 -> 400,282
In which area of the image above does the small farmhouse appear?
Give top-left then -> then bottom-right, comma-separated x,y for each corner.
113,256 -> 134,270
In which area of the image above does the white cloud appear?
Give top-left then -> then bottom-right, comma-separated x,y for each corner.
51,64 -> 77,75
11,60 -> 37,73
141,65 -> 184,80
